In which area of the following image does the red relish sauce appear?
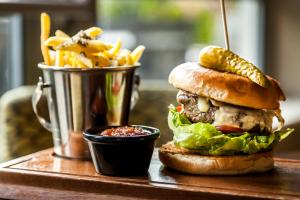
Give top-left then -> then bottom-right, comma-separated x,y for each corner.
100,126 -> 150,137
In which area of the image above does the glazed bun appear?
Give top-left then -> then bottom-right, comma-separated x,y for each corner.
168,62 -> 285,109
159,142 -> 274,175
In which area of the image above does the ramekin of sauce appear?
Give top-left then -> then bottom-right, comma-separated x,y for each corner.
84,125 -> 160,176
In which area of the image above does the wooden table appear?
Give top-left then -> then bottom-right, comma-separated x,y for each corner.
0,149 -> 300,200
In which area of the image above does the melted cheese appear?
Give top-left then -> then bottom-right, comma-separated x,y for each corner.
213,105 -> 274,131
197,97 -> 210,112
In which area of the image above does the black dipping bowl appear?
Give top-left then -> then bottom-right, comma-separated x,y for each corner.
84,125 -> 160,176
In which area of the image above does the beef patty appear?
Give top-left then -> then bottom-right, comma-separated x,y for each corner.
177,91 -> 217,123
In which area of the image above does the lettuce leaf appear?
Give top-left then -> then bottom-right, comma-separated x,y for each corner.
168,105 -> 294,155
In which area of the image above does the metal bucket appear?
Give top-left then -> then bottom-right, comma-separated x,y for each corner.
32,63 -> 139,159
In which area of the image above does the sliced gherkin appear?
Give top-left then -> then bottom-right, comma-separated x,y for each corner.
199,46 -> 268,87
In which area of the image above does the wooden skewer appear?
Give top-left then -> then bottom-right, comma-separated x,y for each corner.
220,0 -> 230,50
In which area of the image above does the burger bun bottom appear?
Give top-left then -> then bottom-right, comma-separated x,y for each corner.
159,142 -> 274,175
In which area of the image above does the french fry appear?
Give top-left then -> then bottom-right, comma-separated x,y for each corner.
131,45 -> 145,64
103,51 -> 111,59
49,50 -> 56,65
40,13 -> 51,65
75,60 -> 86,68
84,27 -> 103,38
75,54 -> 93,68
64,52 -> 73,66
79,62 -> 86,68
117,55 -> 126,66
86,40 -> 113,52
59,44 -> 86,54
126,53 -> 134,66
47,38 -> 86,56
45,37 -> 112,54
106,39 -> 122,58
118,49 -> 134,66
92,52 -> 110,67
63,51 -> 71,65
117,50 -> 130,66
71,57 -> 76,67
55,30 -> 70,38
55,50 -> 64,67
57,44 -> 84,54
45,36 -> 69,48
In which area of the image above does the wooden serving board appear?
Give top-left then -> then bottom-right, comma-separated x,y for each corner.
0,148 -> 299,200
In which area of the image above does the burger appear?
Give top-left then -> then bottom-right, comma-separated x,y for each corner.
159,46 -> 294,175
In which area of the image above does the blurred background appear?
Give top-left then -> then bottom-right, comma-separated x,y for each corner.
0,0 -> 299,161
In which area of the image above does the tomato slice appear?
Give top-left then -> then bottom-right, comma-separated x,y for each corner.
215,125 -> 245,133
176,105 -> 182,112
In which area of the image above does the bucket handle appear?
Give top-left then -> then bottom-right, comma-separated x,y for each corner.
32,77 -> 52,132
